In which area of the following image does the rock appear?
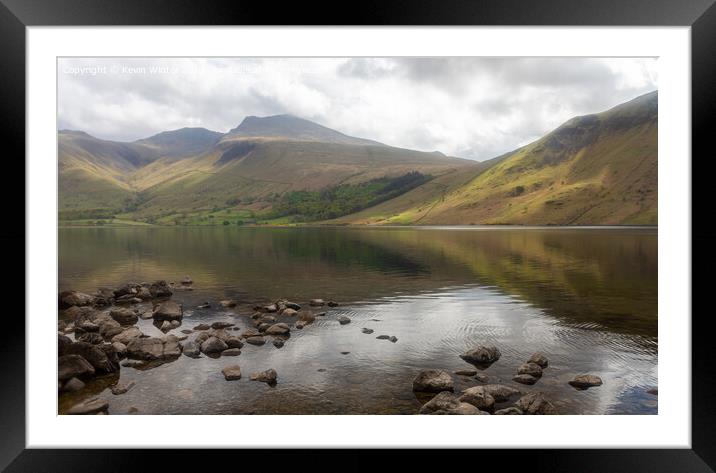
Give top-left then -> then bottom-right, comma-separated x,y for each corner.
259,315 -> 276,324
153,301 -> 183,321
65,305 -> 98,322
222,365 -> 242,380
200,337 -> 228,354
454,369 -> 478,376
62,377 -> 85,392
265,323 -> 290,335
460,346 -> 501,365
126,337 -> 164,360
389,336 -> 398,343
211,321 -> 234,329
127,406 -> 140,414
180,275 -> 193,285
315,312 -> 326,317
419,391 -> 485,415
170,320 -> 181,329
193,324 -> 210,331
181,341 -> 201,358
149,280 -> 173,298
162,335 -> 182,358
458,386 -> 495,412
517,362 -> 543,378
136,286 -> 152,300
495,407 -> 523,415
112,342 -> 127,359
478,385 -> 519,403
194,332 -> 211,345
241,328 -> 262,338
285,302 -> 301,310
181,329 -> 193,334
327,301 -> 339,307
281,308 -> 298,317
309,299 -> 325,306
111,327 -> 143,345
99,320 -> 124,340
139,311 -> 153,320
113,283 -> 138,298
77,320 -> 99,332
66,398 -> 109,415
115,295 -> 142,304
258,323 -> 272,332
340,351 -> 350,355
222,348 -> 242,356
250,368 -> 277,384
121,360 -> 146,368
219,300 -> 237,308
197,303 -> 211,309
273,340 -> 284,348
64,342 -> 119,374
376,335 -> 390,340
294,321 -> 306,330
361,328 -> 374,334
110,381 -> 136,395
412,369 -> 454,393
528,352 -> 549,368
474,373 -> 489,383
513,374 -> 538,385
264,304 -> 278,313
92,288 -> 114,306
337,316 -> 351,325
568,374 -> 603,389
299,311 -> 316,323
208,328 -> 230,342
58,354 -> 95,381
59,291 -> 95,309
515,392 -> 557,415
245,336 -> 266,346
77,332 -> 104,345
225,337 -> 244,349
647,388 -> 658,395
159,321 -> 172,332
58,334 -> 72,355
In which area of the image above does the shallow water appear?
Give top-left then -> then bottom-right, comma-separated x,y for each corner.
58,226 -> 658,414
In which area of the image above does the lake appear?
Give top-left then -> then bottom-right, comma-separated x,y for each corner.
58,226 -> 658,415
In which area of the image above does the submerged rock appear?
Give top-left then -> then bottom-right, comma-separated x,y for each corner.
513,374 -> 538,385
110,381 -> 136,395
454,369 -> 478,377
181,341 -> 201,358
61,377 -> 85,393
66,398 -> 109,415
63,342 -> 119,374
361,328 -> 374,334
517,362 -> 543,378
180,275 -> 193,285
250,368 -> 277,384
222,365 -> 242,381
495,407 -> 523,415
419,391 -> 485,415
458,386 -> 495,412
152,301 -> 183,321
211,321 -> 234,329
111,327 -> 142,346
193,324 -> 210,331
528,352 -> 549,368
568,374 -> 603,389
481,384 -> 521,402
337,316 -> 351,325
126,337 -> 164,361
222,348 -> 242,356
200,336 -> 228,354
265,323 -> 290,335
515,392 -> 557,415
58,354 -> 95,381
412,369 -> 454,393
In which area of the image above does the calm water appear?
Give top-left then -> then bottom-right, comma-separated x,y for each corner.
58,226 -> 658,415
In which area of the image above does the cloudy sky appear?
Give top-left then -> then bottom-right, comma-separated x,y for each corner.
58,57 -> 657,161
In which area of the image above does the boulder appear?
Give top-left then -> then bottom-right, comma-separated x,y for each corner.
153,301 -> 183,321
528,352 -> 549,368
265,323 -> 290,335
59,291 -> 95,309
568,374 -> 603,389
518,362 -> 543,378
412,369 -> 454,393
515,392 -> 557,415
112,342 -> 127,359
222,365 -> 242,380
136,286 -> 152,300
225,337 -> 244,349
241,328 -> 261,338
258,323 -> 272,332
111,327 -> 143,345
66,398 -> 109,415
222,348 -> 242,356
458,386 -> 495,412
513,374 -> 538,385
481,384 -> 521,402
62,377 -> 85,393
460,346 -> 501,365
58,334 -> 72,355
194,332 -> 211,346
250,368 -> 277,384
113,283 -> 139,298
281,308 -> 298,317
99,319 -> 124,340
419,391 -> 485,415
209,329 -> 231,342
211,321 -> 234,329
159,321 -> 172,332
63,342 -> 119,374
162,335 -> 182,358
181,341 -> 201,358
245,336 -> 266,346
77,332 -> 104,345
126,337 -> 164,361
338,316 -> 351,325
495,407 -> 523,415
200,336 -> 228,354
58,354 -> 95,381
149,280 -> 173,298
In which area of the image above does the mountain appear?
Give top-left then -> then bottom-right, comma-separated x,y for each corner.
336,91 -> 658,225
58,116 -> 474,223
224,114 -> 383,146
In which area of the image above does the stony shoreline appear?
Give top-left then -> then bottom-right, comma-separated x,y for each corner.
58,278 -> 653,415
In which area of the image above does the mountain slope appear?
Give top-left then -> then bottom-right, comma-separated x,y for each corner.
339,91 -> 658,225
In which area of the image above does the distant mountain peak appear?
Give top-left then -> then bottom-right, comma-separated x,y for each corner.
227,114 -> 384,147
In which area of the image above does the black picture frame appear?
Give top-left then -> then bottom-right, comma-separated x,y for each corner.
4,0 -> 712,470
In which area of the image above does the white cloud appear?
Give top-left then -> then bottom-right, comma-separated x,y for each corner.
58,57 -> 657,161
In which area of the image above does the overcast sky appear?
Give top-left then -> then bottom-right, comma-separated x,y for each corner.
58,57 -> 657,161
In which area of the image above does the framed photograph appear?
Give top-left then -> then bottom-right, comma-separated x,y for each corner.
6,0 -> 713,469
